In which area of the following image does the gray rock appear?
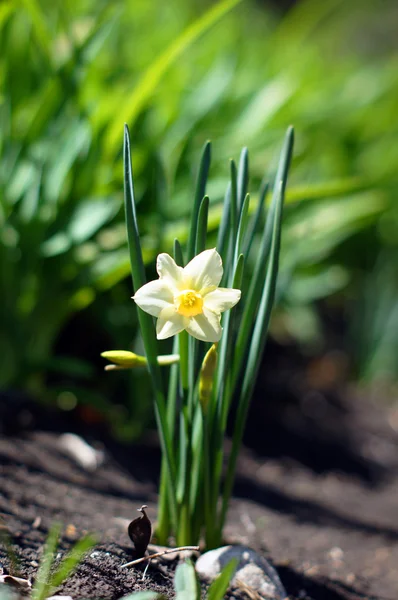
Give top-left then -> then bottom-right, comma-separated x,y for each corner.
195,545 -> 286,599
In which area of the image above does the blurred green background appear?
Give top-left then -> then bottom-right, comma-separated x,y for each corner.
1,0 -> 397,439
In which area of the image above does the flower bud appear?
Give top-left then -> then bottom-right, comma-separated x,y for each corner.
101,350 -> 180,370
199,344 -> 218,413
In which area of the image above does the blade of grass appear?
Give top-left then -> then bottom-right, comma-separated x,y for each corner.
21,0 -> 54,70
188,142 -> 211,260
231,127 -> 294,389
216,182 -> 231,265
32,523 -> 62,600
194,196 -> 209,255
222,160 -> 238,285
106,0 -> 243,152
229,159 -> 238,241
207,558 -> 238,600
242,178 -> 268,258
207,255 -> 244,548
174,561 -> 201,600
124,125 -> 178,529
237,147 -> 249,213
48,534 -> 96,591
233,193 -> 250,266
220,127 -> 294,533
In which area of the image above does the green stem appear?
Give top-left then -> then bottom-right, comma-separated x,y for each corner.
156,336 -> 180,544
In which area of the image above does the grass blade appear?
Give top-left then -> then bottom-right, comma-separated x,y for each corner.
106,0 -> 243,151
216,182 -> 231,264
174,561 -> 200,600
195,196 -> 209,255
207,558 -> 238,600
32,523 -> 62,600
188,142 -> 211,260
124,125 -> 178,529
242,178 -> 269,258
222,160 -> 238,285
220,126 -> 294,532
234,193 -> 250,266
231,127 -> 294,388
237,147 -> 249,213
208,254 -> 244,548
48,534 -> 96,590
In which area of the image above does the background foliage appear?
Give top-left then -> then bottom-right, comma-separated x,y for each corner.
1,0 -> 397,438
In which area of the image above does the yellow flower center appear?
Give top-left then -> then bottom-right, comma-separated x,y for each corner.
175,289 -> 204,317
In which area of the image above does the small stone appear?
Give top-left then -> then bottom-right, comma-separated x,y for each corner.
32,517 -> 41,529
328,546 -> 344,562
65,524 -> 77,539
195,545 -> 286,599
58,433 -> 104,471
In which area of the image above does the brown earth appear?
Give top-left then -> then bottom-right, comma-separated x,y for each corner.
1,376 -> 398,600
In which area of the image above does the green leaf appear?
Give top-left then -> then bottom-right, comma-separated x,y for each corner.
237,147 -> 249,213
32,523 -> 62,600
174,562 -> 200,600
106,0 -> 243,151
216,183 -> 231,264
48,534 -> 96,591
124,125 -> 178,530
174,238 -> 185,267
233,193 -> 250,269
231,127 -> 294,389
207,558 -> 238,600
195,196 -> 209,255
188,141 -> 211,260
242,179 -> 268,258
68,198 -> 119,244
221,126 -> 294,531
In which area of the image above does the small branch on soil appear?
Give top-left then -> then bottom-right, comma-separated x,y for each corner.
121,546 -> 200,568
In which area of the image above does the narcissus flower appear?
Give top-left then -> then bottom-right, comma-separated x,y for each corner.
133,249 -> 241,342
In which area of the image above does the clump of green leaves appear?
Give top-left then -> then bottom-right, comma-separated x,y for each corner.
120,126 -> 293,548
32,523 -> 95,600
0,522 -> 95,600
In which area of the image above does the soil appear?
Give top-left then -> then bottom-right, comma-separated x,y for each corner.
1,347 -> 398,600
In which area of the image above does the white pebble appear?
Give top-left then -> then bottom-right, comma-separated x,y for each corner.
196,545 -> 286,599
58,433 -> 104,471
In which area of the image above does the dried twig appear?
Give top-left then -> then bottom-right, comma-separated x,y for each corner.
235,579 -> 263,600
121,545 -> 200,568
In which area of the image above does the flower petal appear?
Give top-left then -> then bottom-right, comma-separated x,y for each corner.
157,253 -> 184,292
203,288 -> 241,314
156,305 -> 187,340
183,249 -> 223,294
185,308 -> 222,342
133,280 -> 174,317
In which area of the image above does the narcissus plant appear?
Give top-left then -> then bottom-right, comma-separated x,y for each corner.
102,125 -> 294,549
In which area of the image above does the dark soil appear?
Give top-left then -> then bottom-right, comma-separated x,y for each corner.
1,353 -> 398,599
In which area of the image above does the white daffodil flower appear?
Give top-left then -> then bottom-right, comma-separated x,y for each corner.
133,248 -> 241,342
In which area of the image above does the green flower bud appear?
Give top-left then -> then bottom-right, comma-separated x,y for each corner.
101,350 -> 179,370
199,343 -> 218,413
